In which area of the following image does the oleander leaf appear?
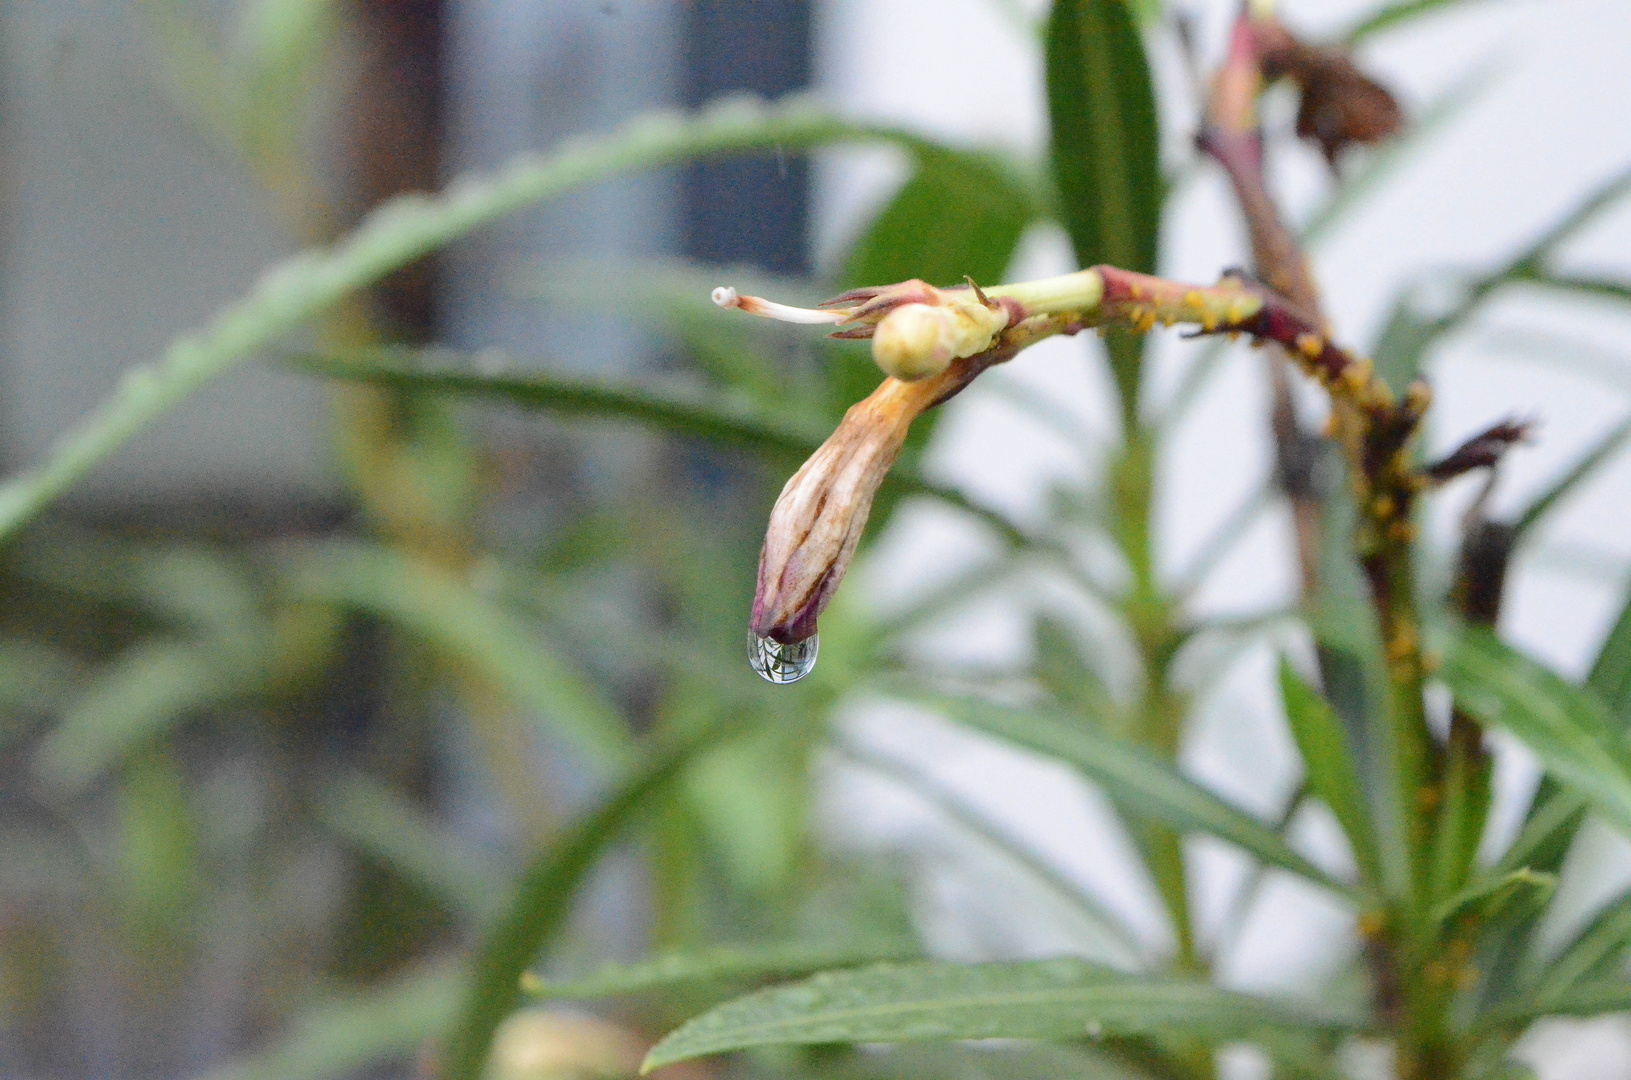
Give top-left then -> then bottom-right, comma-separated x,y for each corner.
524,939 -> 919,1003
1279,661 -> 1382,884
1045,0 -> 1161,413
0,96 -> 942,542
912,692 -> 1359,901
1442,628 -> 1631,837
642,959 -> 1355,1070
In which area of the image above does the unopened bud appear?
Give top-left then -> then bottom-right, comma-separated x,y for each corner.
871,298 -> 1008,381
872,304 -> 955,381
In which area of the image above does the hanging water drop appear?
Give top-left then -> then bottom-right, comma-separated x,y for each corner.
748,632 -> 818,684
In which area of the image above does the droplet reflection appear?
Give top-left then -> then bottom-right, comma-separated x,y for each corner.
748,632 -> 818,684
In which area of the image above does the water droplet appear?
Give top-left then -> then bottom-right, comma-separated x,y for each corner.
748,632 -> 818,684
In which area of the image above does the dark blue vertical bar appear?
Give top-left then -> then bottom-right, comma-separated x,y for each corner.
682,0 -> 812,275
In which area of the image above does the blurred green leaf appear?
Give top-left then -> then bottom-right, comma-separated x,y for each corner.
287,346 -> 1025,549
1525,889 -> 1631,1004
1045,0 -> 1161,415
279,540 -> 634,769
12,534 -> 266,647
915,692 -> 1360,901
842,148 -> 1036,291
682,723 -> 813,898
196,963 -> 461,1080
0,97 -> 951,542
1512,416 -> 1631,540
1279,661 -> 1382,885
440,713 -> 764,1080
114,751 -> 202,937
1045,0 -> 1160,275
1370,158 -> 1631,389
641,959 -> 1356,1069
0,639 -> 82,744
287,346 -> 830,462
318,774 -> 508,923
1429,867 -> 1555,926
524,939 -> 920,1002
1344,0 -> 1504,43
1528,272 -> 1631,307
1481,980 -> 1631,1028
1588,586 -> 1631,722
1442,628 -> 1631,836
34,638 -> 257,797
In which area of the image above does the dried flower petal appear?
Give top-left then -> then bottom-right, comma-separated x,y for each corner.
750,374 -> 953,643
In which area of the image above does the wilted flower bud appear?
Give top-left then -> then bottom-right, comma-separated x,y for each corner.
1253,19 -> 1403,166
751,375 -> 948,645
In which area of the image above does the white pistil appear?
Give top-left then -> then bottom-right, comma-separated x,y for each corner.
712,285 -> 847,325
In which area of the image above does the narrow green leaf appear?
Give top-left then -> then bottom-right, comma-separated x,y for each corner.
1370,158 -> 1631,389
33,638 -> 253,796
1588,586 -> 1631,722
1344,0 -> 1503,43
1278,661 -> 1381,885
115,752 -> 203,934
915,692 -> 1359,901
1045,0 -> 1161,415
0,97 -> 936,543
1528,272 -> 1631,307
524,939 -> 919,1002
286,347 -> 831,462
1527,890 -> 1631,1004
1429,867 -> 1556,926
1045,0 -> 1160,274
1513,416 -> 1631,540
285,347 -> 1018,545
1481,980 -> 1631,1029
440,714 -> 762,1080
642,959 -> 1355,1070
318,774 -> 507,923
278,540 -> 634,769
1442,628 -> 1631,836
195,964 -> 461,1080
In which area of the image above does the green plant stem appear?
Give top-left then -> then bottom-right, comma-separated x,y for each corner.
1112,430 -> 1199,975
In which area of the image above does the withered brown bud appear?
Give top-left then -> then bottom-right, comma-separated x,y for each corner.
1253,20 -> 1404,166
751,377 -> 944,646
1425,419 -> 1533,482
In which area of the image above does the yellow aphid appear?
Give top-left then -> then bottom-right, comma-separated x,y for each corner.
1296,333 -> 1324,359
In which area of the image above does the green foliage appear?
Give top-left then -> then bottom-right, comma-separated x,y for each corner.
642,959 -> 1355,1070
440,715 -> 761,1080
9,4 -> 1631,1080
1279,661 -> 1381,885
1044,0 -> 1162,417
922,692 -> 1359,900
524,939 -> 920,1003
1442,628 -> 1631,835
0,97 -> 938,544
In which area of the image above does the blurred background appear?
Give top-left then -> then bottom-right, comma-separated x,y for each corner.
3,0 -> 1631,1078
